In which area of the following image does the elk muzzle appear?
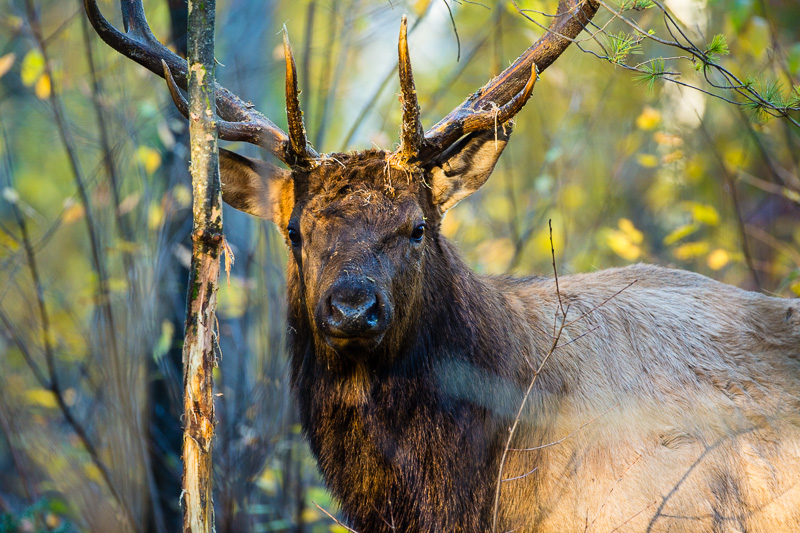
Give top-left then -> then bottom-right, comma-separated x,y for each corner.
317,278 -> 393,354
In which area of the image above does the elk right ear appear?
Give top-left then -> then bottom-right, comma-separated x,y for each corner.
427,127 -> 511,214
219,148 -> 294,229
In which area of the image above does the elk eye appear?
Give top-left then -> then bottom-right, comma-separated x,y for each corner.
287,226 -> 301,247
410,223 -> 426,243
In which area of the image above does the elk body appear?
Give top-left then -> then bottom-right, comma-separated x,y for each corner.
85,1 -> 800,531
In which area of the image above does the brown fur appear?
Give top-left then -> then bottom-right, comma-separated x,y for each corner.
218,129 -> 800,532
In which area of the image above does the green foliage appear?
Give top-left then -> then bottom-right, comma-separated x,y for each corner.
704,33 -> 730,62
605,31 -> 644,64
616,0 -> 655,11
633,58 -> 666,93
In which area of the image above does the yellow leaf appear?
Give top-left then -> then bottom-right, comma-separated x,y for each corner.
0,53 -> 15,80
108,278 -> 128,292
84,463 -> 103,483
618,218 -> 643,244
26,388 -> 58,409
256,469 -> 279,495
136,146 -> 162,174
172,184 -> 193,209
635,106 -> 661,130
117,192 -> 141,215
673,241 -> 709,260
413,0 -> 432,16
62,201 -> 85,224
723,147 -> 747,169
606,230 -> 641,261
330,525 -> 351,533
6,16 -> 23,30
0,227 -> 19,250
148,202 -> 164,230
34,73 -> 51,99
63,387 -> 77,406
661,150 -> 683,164
45,514 -> 61,530
683,202 -> 720,226
790,280 -> 800,297
685,157 -> 705,183
20,49 -> 45,87
653,132 -> 682,146
663,223 -> 699,245
636,153 -> 659,168
706,249 -> 729,270
114,239 -> 140,253
301,508 -> 321,524
783,188 -> 800,204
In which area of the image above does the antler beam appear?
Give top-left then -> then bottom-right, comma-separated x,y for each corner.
420,0 -> 600,162
84,0 -> 298,165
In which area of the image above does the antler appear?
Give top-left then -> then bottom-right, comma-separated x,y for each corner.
395,15 -> 424,164
84,0 -> 317,166
283,27 -> 316,166
417,0 -> 600,162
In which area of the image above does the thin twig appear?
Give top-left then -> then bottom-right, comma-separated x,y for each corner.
585,453 -> 643,532
606,499 -> 659,533
491,223 -> 569,532
564,280 -> 637,329
313,501 -> 360,533
549,220 -> 566,318
510,403 -> 619,452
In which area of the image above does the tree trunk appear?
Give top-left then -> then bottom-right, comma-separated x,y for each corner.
182,1 -> 220,532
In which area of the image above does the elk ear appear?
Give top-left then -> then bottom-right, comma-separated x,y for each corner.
428,127 -> 511,214
219,148 -> 294,228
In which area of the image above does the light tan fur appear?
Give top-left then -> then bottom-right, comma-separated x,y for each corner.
481,264 -> 800,531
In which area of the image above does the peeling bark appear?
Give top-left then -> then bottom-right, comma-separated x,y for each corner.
182,1 -> 220,532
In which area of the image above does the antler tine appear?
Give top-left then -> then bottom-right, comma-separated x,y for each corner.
460,64 -> 538,133
162,59 -> 296,154
283,27 -> 318,165
420,0 -> 600,162
395,14 -> 424,164
163,60 -> 189,118
85,0 -> 295,164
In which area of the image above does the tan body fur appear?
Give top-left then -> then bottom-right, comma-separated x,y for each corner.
488,264 -> 800,531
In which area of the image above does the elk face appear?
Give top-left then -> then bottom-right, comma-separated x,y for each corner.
291,155 -> 428,356
218,127 -> 512,359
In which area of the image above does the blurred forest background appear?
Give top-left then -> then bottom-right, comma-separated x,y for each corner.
0,0 -> 798,531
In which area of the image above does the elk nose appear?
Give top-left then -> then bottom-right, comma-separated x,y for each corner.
326,285 -> 381,337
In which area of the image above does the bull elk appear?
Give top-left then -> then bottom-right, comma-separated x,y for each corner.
85,1 -> 800,531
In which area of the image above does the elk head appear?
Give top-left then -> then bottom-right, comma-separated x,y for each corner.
84,0 -> 599,361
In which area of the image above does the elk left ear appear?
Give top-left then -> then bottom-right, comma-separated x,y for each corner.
428,127 -> 511,214
219,148 -> 295,229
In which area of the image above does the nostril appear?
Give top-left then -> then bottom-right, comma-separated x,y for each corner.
365,299 -> 379,328
329,295 -> 346,324
326,287 -> 382,335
